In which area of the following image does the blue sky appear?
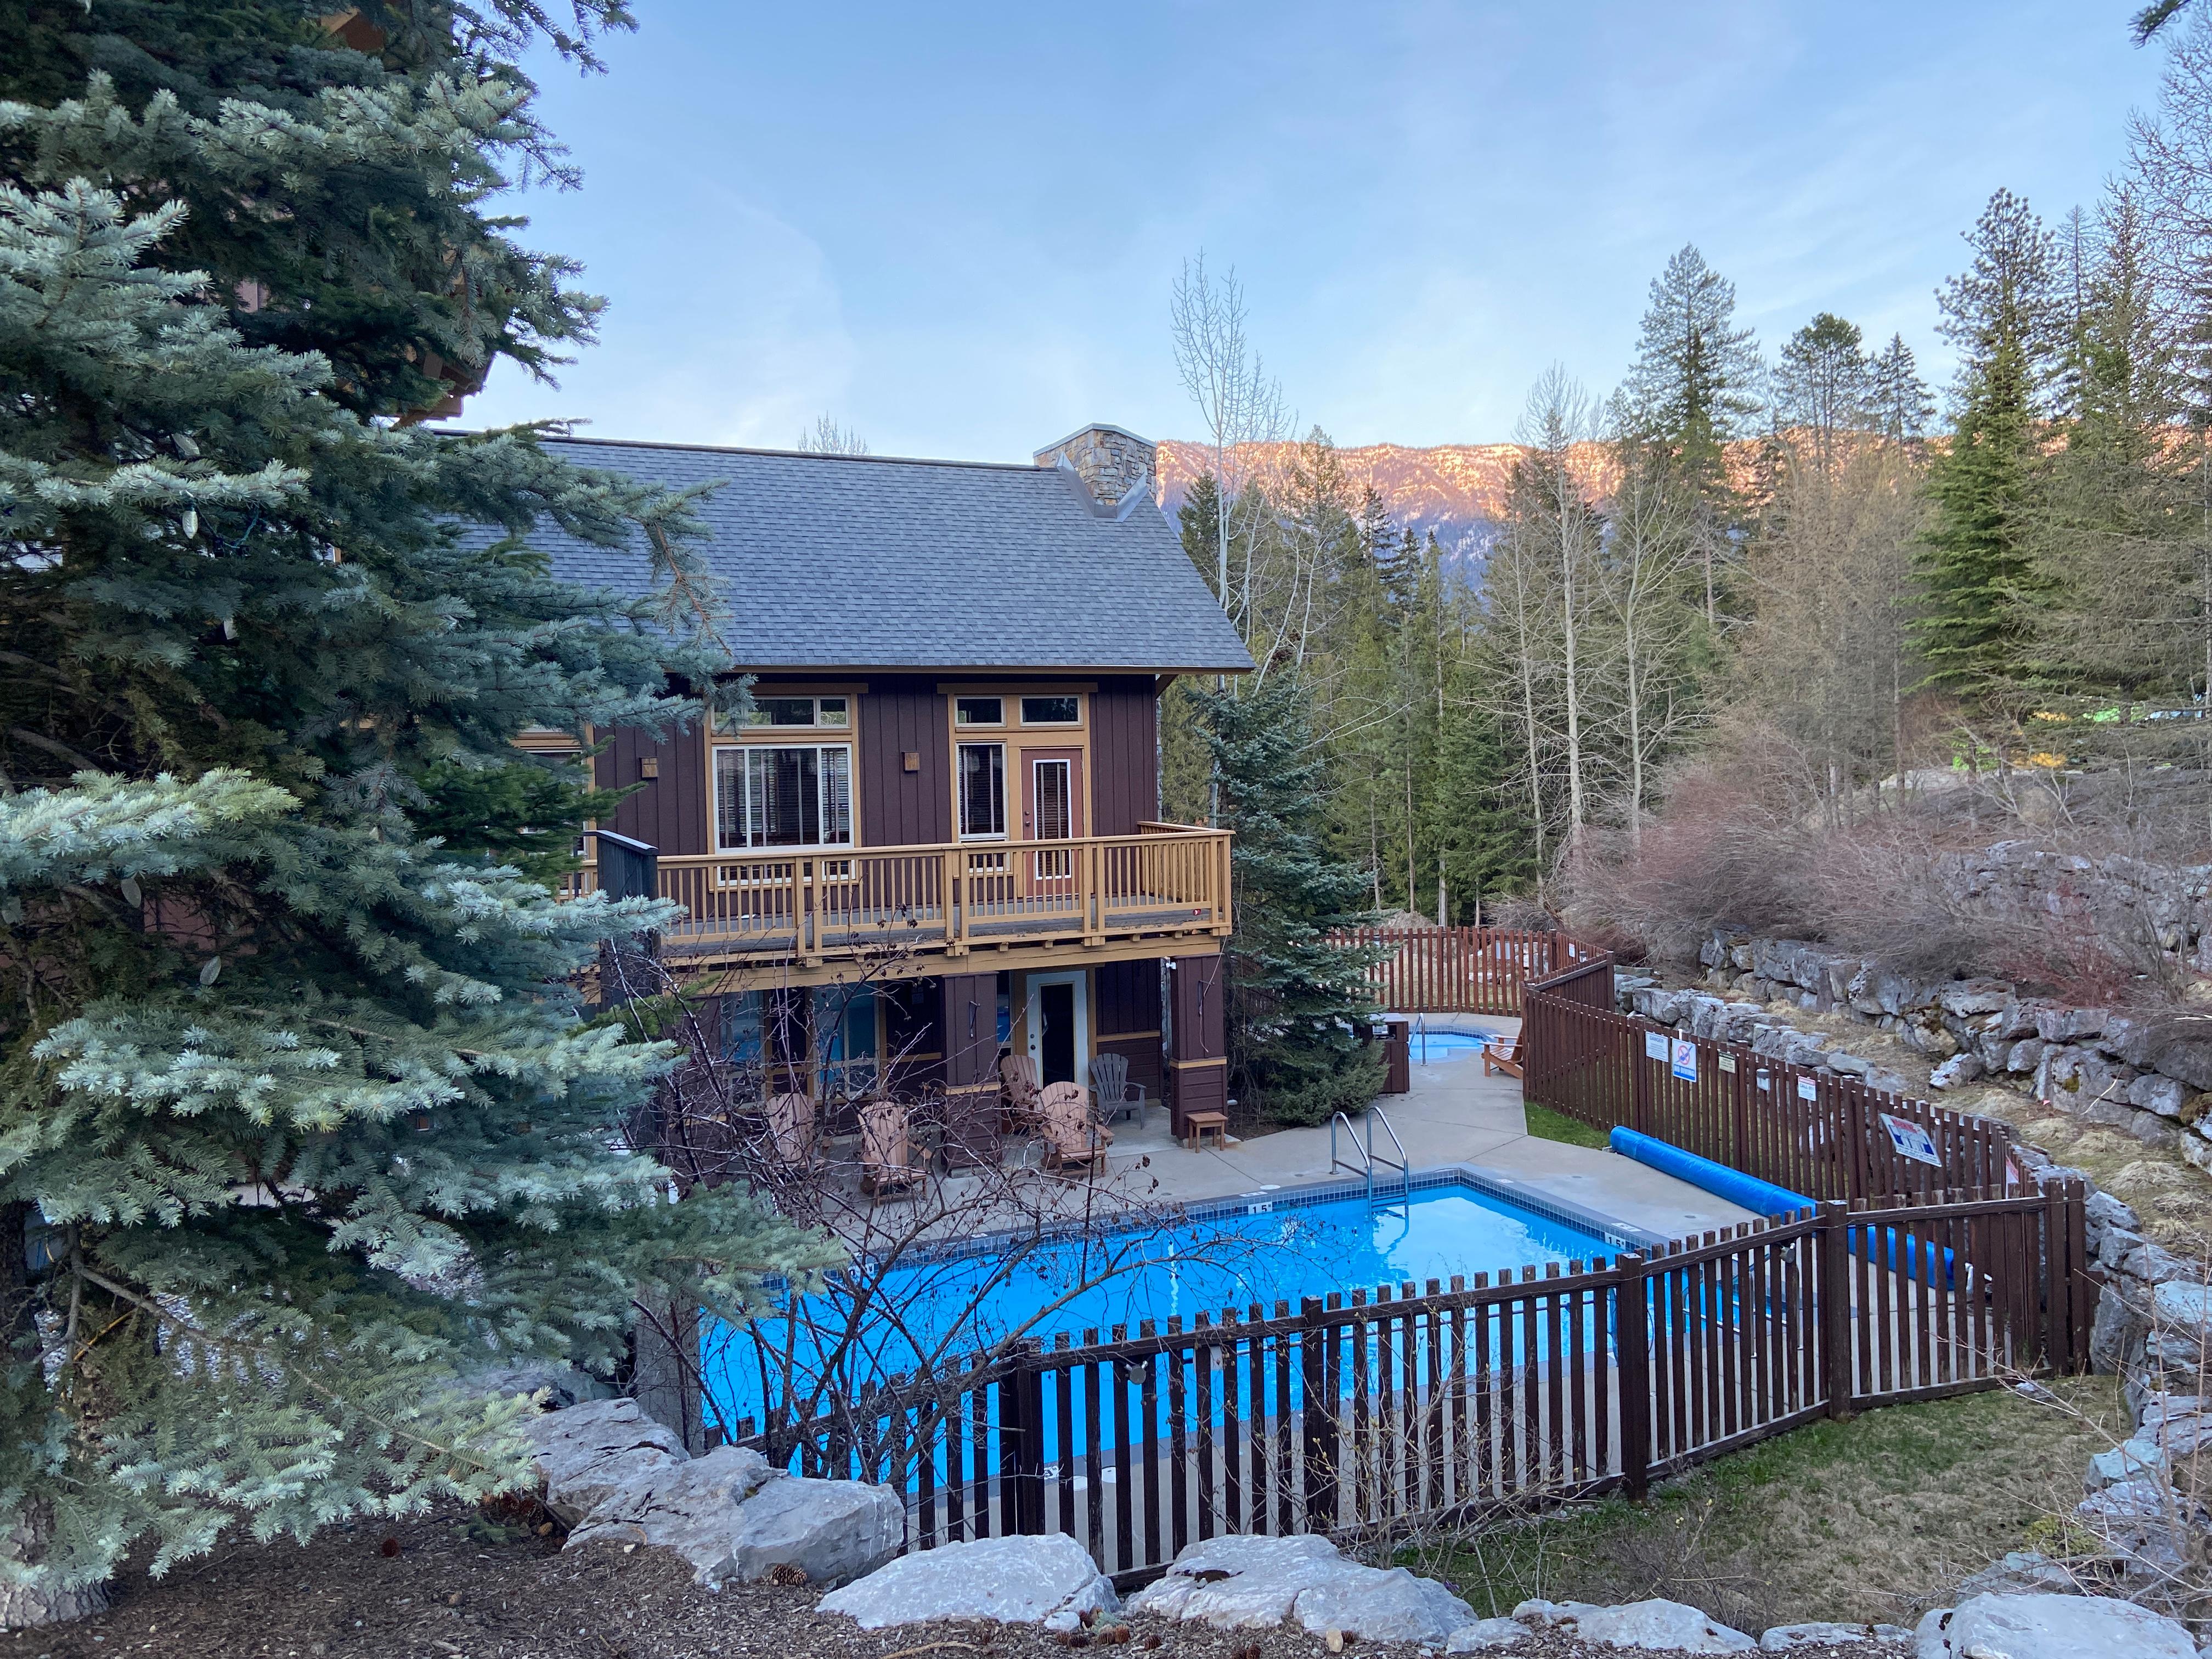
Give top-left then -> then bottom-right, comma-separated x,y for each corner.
460,2 -> 2171,461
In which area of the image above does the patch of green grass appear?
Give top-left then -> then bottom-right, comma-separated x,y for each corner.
1406,1376 -> 2126,1633
1522,1101 -> 1610,1149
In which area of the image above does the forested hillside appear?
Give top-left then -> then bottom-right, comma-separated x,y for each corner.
1164,12 -> 2212,1014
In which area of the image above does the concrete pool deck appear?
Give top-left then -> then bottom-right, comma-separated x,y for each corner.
1090,1017 -> 1759,1246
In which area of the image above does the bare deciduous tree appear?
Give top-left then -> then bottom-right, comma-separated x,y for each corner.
1171,252 -> 1290,642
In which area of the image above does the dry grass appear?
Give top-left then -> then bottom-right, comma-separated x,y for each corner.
1414,1377 -> 2128,1631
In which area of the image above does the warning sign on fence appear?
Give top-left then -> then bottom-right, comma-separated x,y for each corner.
1670,1038 -> 1699,1083
1880,1112 -> 1943,1166
1644,1030 -> 1669,1062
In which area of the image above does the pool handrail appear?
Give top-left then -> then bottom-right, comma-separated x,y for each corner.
1330,1105 -> 1410,1206
1372,1105 -> 1409,1201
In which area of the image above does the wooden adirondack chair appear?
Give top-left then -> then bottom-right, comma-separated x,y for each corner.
765,1091 -> 820,1167
1000,1052 -> 1042,1130
859,1098 -> 928,1199
1037,1080 -> 1109,1174
1482,1031 -> 1525,1079
1088,1051 -> 1148,1130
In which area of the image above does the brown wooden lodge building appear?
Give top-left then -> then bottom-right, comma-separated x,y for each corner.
532,424 -> 1252,1144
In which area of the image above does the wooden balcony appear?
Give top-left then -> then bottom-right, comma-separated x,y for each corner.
566,822 -> 1232,976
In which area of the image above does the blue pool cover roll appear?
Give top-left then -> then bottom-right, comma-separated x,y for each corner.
1606,1126 -> 1957,1288
1608,1127 -> 1814,1216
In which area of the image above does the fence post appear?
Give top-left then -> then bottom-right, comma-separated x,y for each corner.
1615,1254 -> 1651,1501
2041,1178 -> 2090,1376
1001,1340 -> 1046,1536
1819,1200 -> 1855,1421
1299,1297 -> 1338,1531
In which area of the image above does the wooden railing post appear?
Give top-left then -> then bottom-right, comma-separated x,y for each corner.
944,848 -> 965,950
1299,1297 -> 1338,1531
1615,1254 -> 1651,1501
1819,1200 -> 1856,1420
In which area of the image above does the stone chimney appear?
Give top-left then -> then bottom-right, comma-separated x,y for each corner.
1034,424 -> 1156,520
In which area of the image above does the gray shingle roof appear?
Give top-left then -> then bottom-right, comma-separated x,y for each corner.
529,437 -> 1254,675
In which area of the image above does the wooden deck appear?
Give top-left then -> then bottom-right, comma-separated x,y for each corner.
565,823 -> 1232,970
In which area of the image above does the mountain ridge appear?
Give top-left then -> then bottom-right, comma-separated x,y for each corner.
1153,437 -> 1618,560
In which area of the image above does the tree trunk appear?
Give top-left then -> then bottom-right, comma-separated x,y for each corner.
0,1510 -> 108,1631
0,1201 -> 109,1630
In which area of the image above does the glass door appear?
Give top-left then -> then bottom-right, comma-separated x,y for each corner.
1020,747 -> 1082,903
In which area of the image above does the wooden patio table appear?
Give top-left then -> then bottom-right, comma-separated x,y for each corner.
1182,1109 -> 1228,1152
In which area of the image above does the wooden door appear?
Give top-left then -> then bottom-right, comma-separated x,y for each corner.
1020,747 -> 1084,902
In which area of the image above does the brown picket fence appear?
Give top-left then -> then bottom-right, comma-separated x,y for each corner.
736,1185 -> 2088,1581
1333,926 -> 1601,1015
1522,955 -> 2023,1201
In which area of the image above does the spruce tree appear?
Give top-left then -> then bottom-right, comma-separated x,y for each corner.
1432,685 -> 1537,919
0,6 -> 828,1622
1867,334 -> 1936,442
2032,185 -> 2200,709
1915,188 -> 2060,699
1622,245 -> 1764,501
1193,674 -> 1383,1128
1621,245 -> 1763,625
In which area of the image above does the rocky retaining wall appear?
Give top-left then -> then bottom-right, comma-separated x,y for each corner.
1641,931 -> 2212,1170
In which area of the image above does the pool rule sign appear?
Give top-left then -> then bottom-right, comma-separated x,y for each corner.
1880,1112 -> 1943,1166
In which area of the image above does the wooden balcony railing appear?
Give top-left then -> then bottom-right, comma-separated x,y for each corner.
563,826 -> 1232,964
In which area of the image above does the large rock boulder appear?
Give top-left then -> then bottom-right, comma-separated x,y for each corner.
817,1534 -> 1118,1633
1914,1592 -> 2193,1658
1514,1598 -> 1756,1653
517,1397 -> 687,1526
1129,1535 -> 1474,1644
568,1445 -> 901,1590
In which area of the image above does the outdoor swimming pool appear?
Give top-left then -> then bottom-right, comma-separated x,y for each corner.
1408,1028 -> 1494,1063
701,1175 -> 1622,1438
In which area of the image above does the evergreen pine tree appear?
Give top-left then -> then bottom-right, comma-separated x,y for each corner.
2032,184 -> 2202,709
1915,188 -> 2061,698
1432,681 -> 1537,919
1622,245 -> 1764,501
0,1 -> 618,419
1867,334 -> 1936,442
0,8 -> 829,1621
1192,674 -> 1383,1128
1773,312 -> 1872,464
1621,245 -> 1763,625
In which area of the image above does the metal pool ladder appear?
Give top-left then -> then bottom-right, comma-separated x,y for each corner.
1330,1105 -> 1410,1207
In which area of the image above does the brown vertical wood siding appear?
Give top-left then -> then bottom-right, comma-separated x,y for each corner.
596,723 -> 710,856
858,677 -> 950,847
1088,675 -> 1159,835
1167,952 -> 1228,1128
940,973 -> 999,1088
1093,958 -> 1165,1105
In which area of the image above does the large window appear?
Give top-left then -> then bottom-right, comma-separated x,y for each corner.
715,744 -> 851,850
958,742 -> 1006,839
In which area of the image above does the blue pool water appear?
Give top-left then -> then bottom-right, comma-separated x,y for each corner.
1409,1029 -> 1493,1063
702,1178 -> 1617,1437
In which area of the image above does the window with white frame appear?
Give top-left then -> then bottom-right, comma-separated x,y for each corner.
715,743 -> 852,850
957,742 -> 1006,838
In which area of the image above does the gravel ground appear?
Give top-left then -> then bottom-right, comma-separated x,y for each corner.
0,1509 -> 1921,1659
